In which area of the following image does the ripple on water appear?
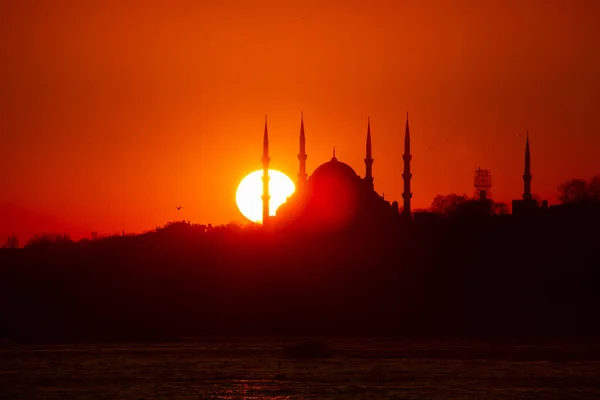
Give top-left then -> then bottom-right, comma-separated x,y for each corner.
2,340 -> 600,399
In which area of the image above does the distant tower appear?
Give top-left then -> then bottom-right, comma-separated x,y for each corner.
262,115 -> 270,225
364,117 -> 374,191
402,113 -> 412,218
298,113 -> 308,187
523,131 -> 532,201
474,168 -> 492,200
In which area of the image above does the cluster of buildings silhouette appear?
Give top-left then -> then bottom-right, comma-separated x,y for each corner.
258,114 -> 544,231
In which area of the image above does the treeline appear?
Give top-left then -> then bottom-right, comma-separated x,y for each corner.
428,174 -> 600,216
1,205 -> 599,343
3,174 -> 598,249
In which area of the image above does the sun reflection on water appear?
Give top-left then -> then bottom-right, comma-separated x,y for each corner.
216,379 -> 297,399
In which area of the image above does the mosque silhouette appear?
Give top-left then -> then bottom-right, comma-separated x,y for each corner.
258,113 -> 539,231
250,112 -> 407,231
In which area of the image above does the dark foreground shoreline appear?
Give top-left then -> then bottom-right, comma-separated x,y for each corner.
2,213 -> 599,342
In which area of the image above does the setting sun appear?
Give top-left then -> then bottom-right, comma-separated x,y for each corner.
236,170 -> 296,223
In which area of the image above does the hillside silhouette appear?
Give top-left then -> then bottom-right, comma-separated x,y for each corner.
1,177 -> 599,343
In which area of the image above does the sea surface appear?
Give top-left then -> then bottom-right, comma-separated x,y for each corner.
1,338 -> 600,399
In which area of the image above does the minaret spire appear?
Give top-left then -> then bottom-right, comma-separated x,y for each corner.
364,117 -> 374,191
262,115 -> 270,225
297,112 -> 307,187
523,130 -> 532,201
402,112 -> 412,218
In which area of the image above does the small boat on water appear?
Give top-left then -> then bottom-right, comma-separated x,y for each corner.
282,340 -> 334,359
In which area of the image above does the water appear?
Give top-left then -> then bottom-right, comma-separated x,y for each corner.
1,339 -> 599,399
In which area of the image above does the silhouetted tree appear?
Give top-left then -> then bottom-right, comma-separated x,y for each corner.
25,233 -> 73,248
412,208 -> 430,213
430,195 -> 508,218
430,193 -> 469,216
558,175 -> 600,204
491,202 -> 509,216
225,221 -> 244,230
454,199 -> 493,217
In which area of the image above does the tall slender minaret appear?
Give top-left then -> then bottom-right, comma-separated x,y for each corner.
523,130 -> 532,201
297,113 -> 307,187
402,113 -> 412,218
364,117 -> 374,191
262,115 -> 270,225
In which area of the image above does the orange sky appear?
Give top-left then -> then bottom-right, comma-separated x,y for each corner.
1,0 -> 599,242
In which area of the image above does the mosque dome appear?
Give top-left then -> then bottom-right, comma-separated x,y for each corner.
300,155 -> 364,228
276,152 -> 398,231
310,155 -> 360,183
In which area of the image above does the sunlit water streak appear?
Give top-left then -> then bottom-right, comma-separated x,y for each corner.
1,339 -> 600,399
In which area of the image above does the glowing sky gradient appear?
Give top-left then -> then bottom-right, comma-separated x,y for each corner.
1,0 -> 599,242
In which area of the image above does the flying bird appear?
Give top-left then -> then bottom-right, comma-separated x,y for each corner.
176,206 -> 182,211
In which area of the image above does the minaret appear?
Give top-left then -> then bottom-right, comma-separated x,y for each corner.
262,115 -> 270,225
364,117 -> 374,191
523,130 -> 532,201
297,113 -> 307,187
402,113 -> 412,218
